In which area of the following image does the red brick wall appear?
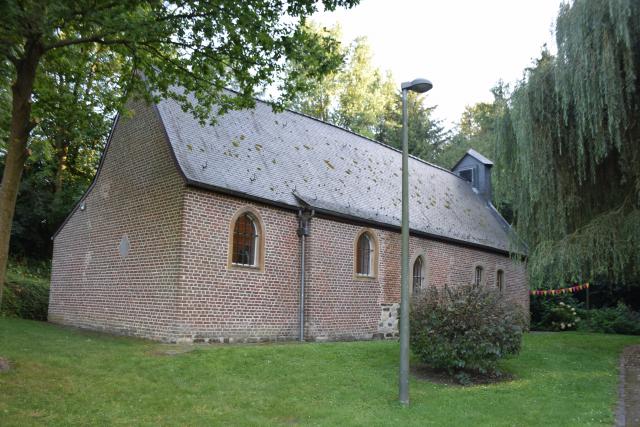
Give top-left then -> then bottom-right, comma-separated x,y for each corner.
49,99 -> 185,341
304,218 -> 385,340
174,190 -> 528,342
175,189 -> 301,342
303,215 -> 528,341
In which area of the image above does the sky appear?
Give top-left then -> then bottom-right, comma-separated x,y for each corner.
311,0 -> 565,128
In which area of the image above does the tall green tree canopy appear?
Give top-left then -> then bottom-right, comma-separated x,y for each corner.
290,31 -> 448,161
436,84 -> 513,220
496,0 -> 640,287
3,43 -> 123,260
376,90 -> 449,163
0,0 -> 358,304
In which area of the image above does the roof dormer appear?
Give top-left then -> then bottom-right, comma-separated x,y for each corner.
452,148 -> 493,202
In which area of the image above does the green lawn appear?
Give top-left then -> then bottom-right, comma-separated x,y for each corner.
0,318 -> 637,426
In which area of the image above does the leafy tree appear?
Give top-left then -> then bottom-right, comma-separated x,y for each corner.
437,83 -> 509,169
333,37 -> 396,139
495,0 -> 640,288
0,39 -> 127,261
436,84 -> 513,220
31,44 -> 123,195
0,0 -> 358,305
377,90 -> 449,163
290,33 -> 447,159
288,23 -> 345,122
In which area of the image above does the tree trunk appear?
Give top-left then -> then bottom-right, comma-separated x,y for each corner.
53,135 -> 68,194
0,40 -> 43,307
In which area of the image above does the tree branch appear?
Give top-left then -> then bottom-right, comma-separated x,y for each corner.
44,35 -> 125,51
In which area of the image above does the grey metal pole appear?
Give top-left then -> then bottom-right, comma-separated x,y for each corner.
399,88 -> 410,405
300,233 -> 305,342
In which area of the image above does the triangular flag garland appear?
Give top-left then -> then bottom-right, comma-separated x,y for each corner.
530,283 -> 589,296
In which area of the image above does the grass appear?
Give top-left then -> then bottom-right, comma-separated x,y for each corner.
0,318 -> 638,426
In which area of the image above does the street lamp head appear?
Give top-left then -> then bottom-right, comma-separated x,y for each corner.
401,78 -> 433,93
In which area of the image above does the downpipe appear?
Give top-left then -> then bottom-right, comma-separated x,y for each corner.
297,209 -> 314,342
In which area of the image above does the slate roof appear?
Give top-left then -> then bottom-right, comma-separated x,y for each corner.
156,92 -> 521,254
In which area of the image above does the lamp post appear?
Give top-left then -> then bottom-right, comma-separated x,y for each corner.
399,78 -> 433,406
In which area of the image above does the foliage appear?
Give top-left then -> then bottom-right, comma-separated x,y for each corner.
495,0 -> 640,287
1,44 -> 118,259
410,283 -> 526,383
578,304 -> 640,335
289,31 -> 448,161
0,0 -> 359,302
377,91 -> 449,163
2,0 -> 359,121
573,279 -> 640,311
332,38 -> 395,139
0,261 -> 50,321
435,83 -> 514,219
3,153 -> 93,259
287,23 -> 345,122
530,293 -> 578,330
436,83 -> 509,169
533,300 -> 580,332
1,319 -> 638,425
0,73 -> 9,145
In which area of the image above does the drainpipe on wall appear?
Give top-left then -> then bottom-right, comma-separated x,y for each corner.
297,208 -> 314,342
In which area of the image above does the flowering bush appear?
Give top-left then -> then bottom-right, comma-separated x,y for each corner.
546,301 -> 580,331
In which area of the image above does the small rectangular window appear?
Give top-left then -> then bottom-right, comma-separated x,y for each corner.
459,169 -> 473,183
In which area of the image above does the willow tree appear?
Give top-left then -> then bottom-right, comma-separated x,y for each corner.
496,0 -> 640,287
0,0 -> 358,305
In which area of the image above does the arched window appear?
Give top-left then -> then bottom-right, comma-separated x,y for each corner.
474,265 -> 483,286
412,257 -> 424,295
496,269 -> 504,292
232,213 -> 258,266
356,233 -> 373,276
353,229 -> 378,278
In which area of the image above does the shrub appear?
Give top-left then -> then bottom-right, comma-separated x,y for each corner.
539,301 -> 580,331
530,294 -> 579,330
410,283 -> 526,383
578,303 -> 640,335
1,263 -> 50,321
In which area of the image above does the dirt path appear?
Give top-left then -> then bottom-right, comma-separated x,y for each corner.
616,345 -> 640,427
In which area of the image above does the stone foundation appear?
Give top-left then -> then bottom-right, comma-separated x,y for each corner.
375,303 -> 400,339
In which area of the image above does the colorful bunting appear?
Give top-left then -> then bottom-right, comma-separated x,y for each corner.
530,283 -> 589,296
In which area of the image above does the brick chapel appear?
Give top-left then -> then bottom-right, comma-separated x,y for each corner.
49,91 -> 529,343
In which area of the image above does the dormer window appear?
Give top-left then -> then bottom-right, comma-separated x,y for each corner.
459,168 -> 474,184
451,149 -> 493,202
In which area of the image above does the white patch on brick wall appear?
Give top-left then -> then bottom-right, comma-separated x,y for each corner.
100,180 -> 111,199
119,235 -> 130,257
82,251 -> 92,282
